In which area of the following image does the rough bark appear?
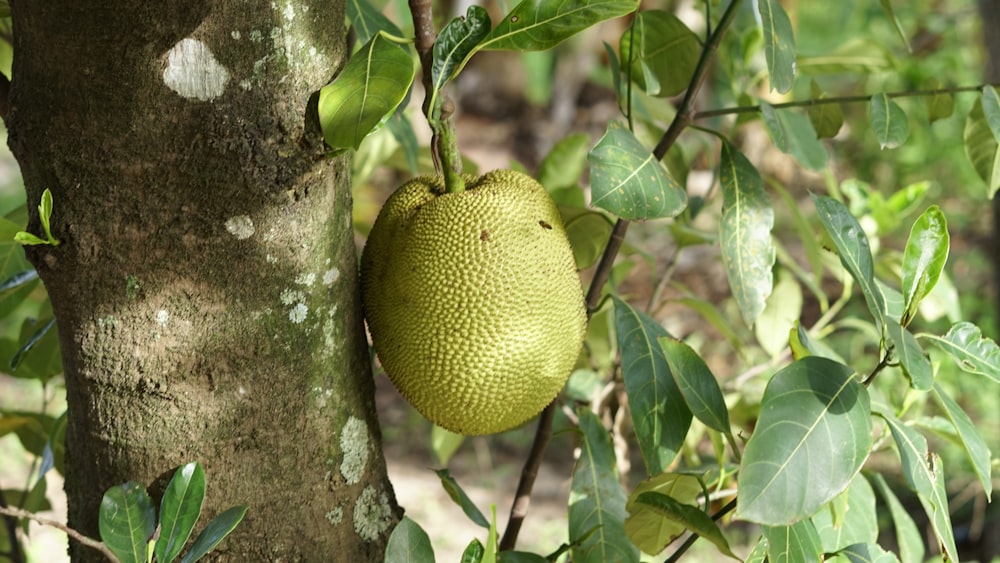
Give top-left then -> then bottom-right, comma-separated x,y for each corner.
6,1 -> 401,560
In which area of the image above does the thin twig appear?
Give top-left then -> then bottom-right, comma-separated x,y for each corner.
0,505 -> 120,562
663,498 -> 737,563
498,0 -> 745,551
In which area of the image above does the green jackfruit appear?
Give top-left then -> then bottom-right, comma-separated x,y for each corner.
361,169 -> 587,435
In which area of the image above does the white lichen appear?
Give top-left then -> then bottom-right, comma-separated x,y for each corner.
225,215 -> 255,239
353,486 -> 393,541
162,38 -> 229,101
323,267 -> 340,286
231,30 -> 241,40
289,303 -> 308,323
155,310 -> 169,326
325,506 -> 344,526
295,272 -> 316,287
280,289 -> 304,306
340,416 -> 369,485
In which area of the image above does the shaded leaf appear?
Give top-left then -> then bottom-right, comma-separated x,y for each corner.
588,124 -> 686,220
614,297 -> 692,475
869,473 -> 924,563
812,474 -> 877,553
760,103 -> 828,170
562,207 -> 614,270
736,357 -> 871,525
538,133 -> 591,193
870,93 -> 909,149
923,321 -> 1000,383
385,517 -> 435,563
632,492 -> 737,559
318,32 -> 416,150
931,383 -> 992,497
964,98 -> 1000,198
718,141 -> 775,326
479,0 -> 639,52
838,543 -> 899,563
757,0 -> 796,93
885,321 -> 932,391
878,0 -> 911,51
623,473 -> 702,555
155,462 -> 206,563
763,520 -> 822,563
808,81 -> 844,138
347,0 -> 403,46
99,482 -> 157,563
982,85 -> 1000,143
179,506 -> 247,563
796,39 -> 895,75
620,10 -> 700,97
435,469 -> 489,528
659,338 -> 730,434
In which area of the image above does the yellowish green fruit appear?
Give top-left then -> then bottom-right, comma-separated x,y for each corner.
361,169 -> 587,435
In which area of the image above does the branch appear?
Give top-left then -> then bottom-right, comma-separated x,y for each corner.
664,498 -> 738,563
0,505 -> 120,562
498,0 -> 745,551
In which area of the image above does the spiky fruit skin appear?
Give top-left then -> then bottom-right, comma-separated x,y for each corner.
361,170 -> 587,435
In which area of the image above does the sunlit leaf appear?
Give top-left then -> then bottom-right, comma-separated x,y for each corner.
623,473 -> 702,555
925,79 -> 953,124
760,103 -> 828,170
385,517 -> 435,563
757,0 -> 796,93
756,269 -> 802,357
870,473 -> 925,563
922,321 -> 1000,383
435,469 -> 489,528
964,98 -> 1000,198
155,462 -> 206,563
432,6 -> 491,95
763,520 -> 822,562
100,482 -> 157,563
318,32 -> 416,150
931,384 -> 992,497
900,206 -> 949,325
462,539 -> 485,563
562,207 -> 614,270
431,425 -> 464,467
718,141 -> 775,326
659,338 -> 730,434
538,133 -> 591,193
631,492 -> 737,559
812,474 -> 877,553
346,0 -> 403,46
588,124 -> 686,220
736,357 -> 871,525
479,0 -> 639,52
870,93 -> 909,149
837,543 -> 899,563
620,10 -> 700,97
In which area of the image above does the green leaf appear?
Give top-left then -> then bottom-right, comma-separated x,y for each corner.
925,79 -> 954,124
874,409 -> 958,562
885,320 -> 932,391
99,482 -> 157,563
318,32 -> 416,150
900,206 -> 949,325
878,0 -> 910,51
808,82 -> 844,139
796,39 -> 895,76
623,473 -> 702,555
620,10 -> 700,97
763,520 -> 822,563
497,551 -> 548,563
870,93 -> 909,150
718,141 -> 775,326
13,231 -> 49,246
837,543 -> 899,563
659,338 -> 730,434
179,506 -> 247,563
562,207 -> 614,270
930,383 -> 992,497
347,0 -> 403,46
588,124 -> 686,220
760,103 -> 827,170
432,6 -> 491,99
812,474 -> 877,553
435,469 -> 489,528
869,473 -> 925,563
745,537 -> 768,563
812,195 -> 885,328
923,321 -> 1000,383
757,0 -> 796,93
483,505 -> 498,563
613,296 -> 692,475
631,492 -> 737,559
963,98 -> 1000,198
431,425 -> 464,466
569,409 -> 637,563
982,86 -> 1000,144
38,189 -> 57,245
155,462 -> 206,563
9,317 -> 57,374
736,357 -> 871,525
461,539 -> 485,563
384,517 -> 436,563
478,0 -> 639,52
386,111 -> 419,176
538,133 -> 591,193
755,269 -> 802,357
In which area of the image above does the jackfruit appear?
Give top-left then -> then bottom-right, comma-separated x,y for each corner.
361,169 -> 587,435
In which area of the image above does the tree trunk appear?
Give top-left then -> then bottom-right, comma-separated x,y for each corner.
5,1 -> 401,560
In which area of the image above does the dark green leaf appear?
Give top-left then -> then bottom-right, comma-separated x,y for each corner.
384,517 -> 436,563
461,538 -> 485,563
347,0 -> 403,46
812,474 -> 877,553
812,195 -> 885,328
718,141 -> 775,326
155,462 -> 206,563
870,93 -> 909,149
179,506 -> 247,563
435,469 -> 489,528
497,551 -> 548,563
982,86 -> 1000,143
538,133 -> 590,193
760,103 -> 827,170
0,269 -> 37,292
9,317 -> 55,371
99,482 -> 157,563
808,81 -> 844,138
386,111 -> 419,176
623,473 -> 702,555
931,383 -> 992,497
432,6 -> 491,94
632,492 -> 737,559
736,357 -> 871,525
478,0 -> 639,52
869,473 -> 925,563
886,321 -> 932,391
763,520 -> 822,563
659,338 -> 730,434
569,409 -> 637,563
900,205 -> 948,325
757,0 -> 796,93
964,98 -> 1000,198
620,11 -> 700,97
318,32 -> 416,150
923,321 -> 1000,383
588,124 -> 686,220
613,297 -> 691,475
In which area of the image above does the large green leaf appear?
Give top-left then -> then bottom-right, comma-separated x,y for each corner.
619,10 -> 700,97
569,409 -> 637,563
931,383 -> 992,497
982,85 -> 1000,143
346,0 -> 403,46
718,141 -> 775,326
870,93 -> 909,149
631,492 -> 736,559
384,517 -> 435,563
812,195 -> 885,328
885,320 -> 932,391
179,506 -> 247,563
736,357 -> 871,525
623,473 -> 702,555
869,473 -> 925,563
435,469 -> 489,528
318,32 -> 416,150
659,338 -> 730,435
760,103 -> 827,170
757,0 -> 796,93
900,206 -> 949,325
431,6 -> 491,102
588,124 -> 686,220
155,462 -> 206,563
922,321 -> 1000,383
811,474 -> 877,553
99,482 -> 157,563
963,98 -> 1000,198
763,520 -> 822,563
478,0 -> 638,52
875,408 -> 958,562
561,207 -> 613,270
613,297 -> 692,475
